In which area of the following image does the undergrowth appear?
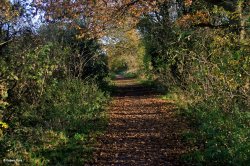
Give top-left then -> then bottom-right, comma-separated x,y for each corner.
182,103 -> 250,165
0,79 -> 109,165
162,90 -> 250,165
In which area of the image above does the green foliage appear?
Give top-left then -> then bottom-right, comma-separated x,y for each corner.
105,28 -> 145,76
139,1 -> 250,165
123,72 -> 138,79
41,79 -> 109,128
110,58 -> 129,73
0,79 -> 109,165
39,24 -> 109,85
0,83 -> 9,136
0,22 -> 110,164
182,102 -> 250,165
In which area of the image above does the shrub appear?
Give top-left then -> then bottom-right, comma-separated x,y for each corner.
183,101 -> 250,165
40,79 -> 109,131
0,79 -> 109,165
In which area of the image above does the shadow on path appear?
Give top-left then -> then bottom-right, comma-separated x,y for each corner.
89,78 -> 190,165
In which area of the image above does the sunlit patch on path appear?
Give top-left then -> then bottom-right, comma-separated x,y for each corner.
90,78 -> 190,165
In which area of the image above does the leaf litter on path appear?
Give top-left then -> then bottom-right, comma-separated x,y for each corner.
89,79 -> 191,165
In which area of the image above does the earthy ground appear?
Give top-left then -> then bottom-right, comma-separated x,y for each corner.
90,78 -> 190,165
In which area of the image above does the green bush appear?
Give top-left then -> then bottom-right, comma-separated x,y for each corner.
123,72 -> 138,79
0,79 -> 109,165
40,79 -> 109,131
183,101 -> 250,165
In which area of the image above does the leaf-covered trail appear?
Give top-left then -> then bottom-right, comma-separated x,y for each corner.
91,78 -> 190,165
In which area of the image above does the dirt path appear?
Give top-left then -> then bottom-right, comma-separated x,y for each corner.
91,78 -> 190,165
